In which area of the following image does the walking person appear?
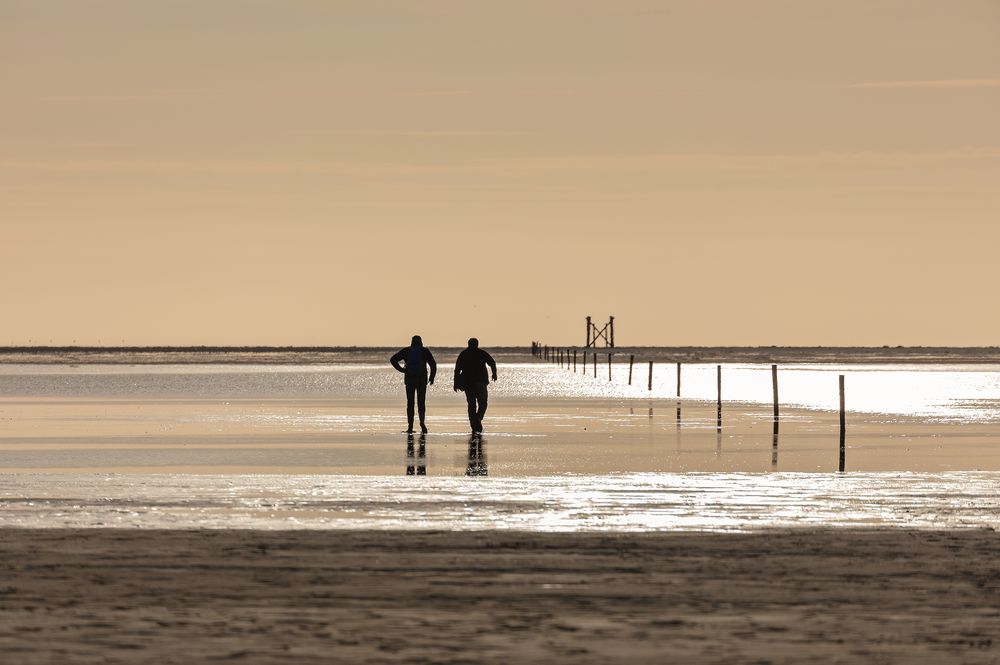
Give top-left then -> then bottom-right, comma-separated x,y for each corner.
453,338 -> 497,434
390,335 -> 436,434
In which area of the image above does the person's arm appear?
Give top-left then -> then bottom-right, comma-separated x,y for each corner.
484,351 -> 498,382
426,349 -> 437,385
389,349 -> 406,373
453,352 -> 463,391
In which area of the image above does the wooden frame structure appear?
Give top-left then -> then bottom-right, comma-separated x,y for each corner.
585,315 -> 614,348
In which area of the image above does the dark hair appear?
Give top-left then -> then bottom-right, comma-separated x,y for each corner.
468,337 -> 479,348
411,335 -> 423,347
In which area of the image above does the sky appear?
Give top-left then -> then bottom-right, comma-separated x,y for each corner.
2,0 -> 999,347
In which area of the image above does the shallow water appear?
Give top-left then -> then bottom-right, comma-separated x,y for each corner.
2,362 -> 1000,530
1,472 -> 998,531
2,361 -> 1000,420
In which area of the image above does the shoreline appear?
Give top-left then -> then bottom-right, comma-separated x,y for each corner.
1,527 -> 997,663
3,345 -> 1000,365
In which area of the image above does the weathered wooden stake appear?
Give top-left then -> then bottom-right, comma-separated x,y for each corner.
839,375 -> 846,472
716,365 -> 722,432
573,349 -> 577,373
771,367 -> 780,466
771,364 -> 779,422
647,361 -> 653,391
627,354 -> 634,385
607,353 -> 612,381
676,362 -> 681,397
592,353 -> 597,378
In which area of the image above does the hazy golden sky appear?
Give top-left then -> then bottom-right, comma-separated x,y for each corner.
3,1 -> 998,346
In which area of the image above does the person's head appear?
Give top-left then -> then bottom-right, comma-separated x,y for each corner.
468,337 -> 479,349
411,335 -> 423,347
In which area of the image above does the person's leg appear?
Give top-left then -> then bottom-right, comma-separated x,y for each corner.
416,379 -> 428,432
476,385 -> 489,432
465,389 -> 478,432
405,378 -> 416,432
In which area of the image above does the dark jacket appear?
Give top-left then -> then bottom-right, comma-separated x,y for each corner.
454,348 -> 497,388
390,346 -> 437,383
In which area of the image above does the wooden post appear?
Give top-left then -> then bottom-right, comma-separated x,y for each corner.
771,365 -> 780,467
593,353 -> 597,378
585,316 -> 592,348
609,316 -> 615,348
716,365 -> 722,432
627,355 -> 634,385
607,353 -> 612,381
582,351 -> 587,374
648,361 -> 653,391
839,375 -> 846,472
573,349 -> 577,372
771,364 -> 779,422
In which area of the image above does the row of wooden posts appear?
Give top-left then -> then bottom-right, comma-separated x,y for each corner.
530,342 -> 848,472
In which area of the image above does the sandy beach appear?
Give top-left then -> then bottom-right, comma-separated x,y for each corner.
2,528 -> 998,664
2,359 -> 1000,663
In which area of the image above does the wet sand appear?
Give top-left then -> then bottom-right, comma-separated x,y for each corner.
1,528 -> 998,664
3,397 -> 1000,474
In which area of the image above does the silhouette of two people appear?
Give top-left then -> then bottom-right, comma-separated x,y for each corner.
390,335 -> 436,434
453,337 -> 497,434
390,335 -> 498,435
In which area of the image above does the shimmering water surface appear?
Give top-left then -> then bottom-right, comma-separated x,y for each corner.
2,361 -> 1000,420
1,472 -> 998,531
2,362 -> 1000,530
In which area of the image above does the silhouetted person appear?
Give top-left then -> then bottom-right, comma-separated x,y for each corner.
466,433 -> 487,476
390,335 -> 436,434
453,338 -> 497,433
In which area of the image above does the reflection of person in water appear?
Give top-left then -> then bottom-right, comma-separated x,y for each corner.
390,335 -> 437,434
406,433 -> 426,476
466,434 -> 487,476
453,338 -> 497,434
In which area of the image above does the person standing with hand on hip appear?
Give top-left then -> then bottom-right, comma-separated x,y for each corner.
453,338 -> 497,434
390,335 -> 436,434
